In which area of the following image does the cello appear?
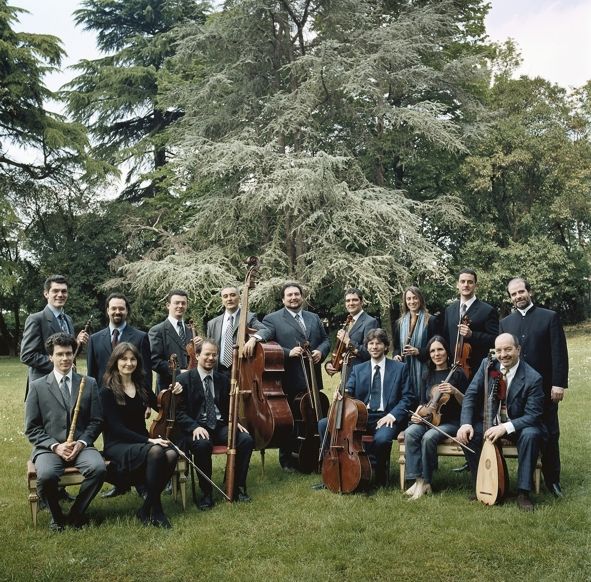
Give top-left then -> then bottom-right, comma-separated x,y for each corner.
149,354 -> 179,440
321,350 -> 372,493
476,351 -> 509,505
293,342 -> 330,473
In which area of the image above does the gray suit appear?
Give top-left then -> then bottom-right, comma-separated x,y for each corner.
20,306 -> 74,383
25,372 -> 106,525
206,309 -> 271,369
149,319 -> 194,391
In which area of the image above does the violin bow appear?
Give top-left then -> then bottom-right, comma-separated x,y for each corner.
404,409 -> 475,454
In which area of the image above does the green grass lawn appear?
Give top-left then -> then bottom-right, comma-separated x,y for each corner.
1,330 -> 589,582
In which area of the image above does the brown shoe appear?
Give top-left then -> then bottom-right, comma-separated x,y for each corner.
517,492 -> 534,512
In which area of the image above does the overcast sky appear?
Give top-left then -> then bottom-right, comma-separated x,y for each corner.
10,0 -> 591,90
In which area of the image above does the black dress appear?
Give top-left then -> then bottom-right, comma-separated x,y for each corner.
101,388 -> 157,472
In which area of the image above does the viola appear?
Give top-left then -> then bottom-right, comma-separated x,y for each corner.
414,363 -> 459,426
293,342 -> 329,473
321,351 -> 372,493
149,354 -> 179,440
185,319 -> 198,370
476,351 -> 508,505
325,314 -> 353,373
454,314 -> 472,378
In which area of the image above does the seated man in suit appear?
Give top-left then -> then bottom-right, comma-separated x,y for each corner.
206,285 -> 270,375
25,333 -> 105,531
339,328 -> 414,486
149,289 -> 197,392
175,339 -> 254,510
457,333 -> 546,511
325,288 -> 378,380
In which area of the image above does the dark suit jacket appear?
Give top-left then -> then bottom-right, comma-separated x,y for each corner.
20,306 -> 75,383
149,319 -> 194,390
460,358 -> 545,433
24,372 -> 103,462
441,299 -> 498,378
499,305 -> 568,396
86,324 -> 153,392
345,358 -> 415,426
175,369 -> 230,435
262,308 -> 330,396
347,311 -> 378,365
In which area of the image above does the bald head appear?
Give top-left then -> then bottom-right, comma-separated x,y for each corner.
494,333 -> 521,370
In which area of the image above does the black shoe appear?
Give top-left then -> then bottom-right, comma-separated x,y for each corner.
453,462 -> 469,473
517,492 -> 534,512
311,483 -> 326,491
198,494 -> 214,511
135,484 -> 147,499
281,465 -> 296,473
101,486 -> 130,499
58,488 -> 76,503
164,480 -> 173,495
49,518 -> 65,532
68,513 -> 90,530
234,487 -> 251,502
548,482 -> 563,499
136,506 -> 151,526
151,510 -> 172,529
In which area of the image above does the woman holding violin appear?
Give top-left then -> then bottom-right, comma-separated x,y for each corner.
393,286 -> 435,399
101,342 -> 181,528
404,335 -> 467,500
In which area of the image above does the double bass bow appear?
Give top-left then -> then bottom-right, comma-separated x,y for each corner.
476,350 -> 509,505
149,354 -> 179,440
320,350 -> 372,493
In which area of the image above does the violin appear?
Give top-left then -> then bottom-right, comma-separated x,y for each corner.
325,315 -> 353,373
454,314 -> 472,378
149,354 -> 179,440
321,351 -> 372,493
186,319 -> 198,370
476,351 -> 508,505
414,363 -> 459,426
293,342 -> 329,473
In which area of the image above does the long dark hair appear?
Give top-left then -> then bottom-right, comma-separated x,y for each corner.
103,342 -> 148,406
425,335 -> 451,372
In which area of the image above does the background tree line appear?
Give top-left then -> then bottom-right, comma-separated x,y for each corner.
1,0 -> 590,355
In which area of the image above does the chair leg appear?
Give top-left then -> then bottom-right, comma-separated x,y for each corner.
399,450 -> 406,491
28,490 -> 38,528
260,449 -> 265,477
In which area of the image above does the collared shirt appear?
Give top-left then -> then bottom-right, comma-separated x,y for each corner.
460,296 -> 477,316
109,322 -> 127,335
351,310 -> 364,324
221,309 -> 238,338
516,303 -> 534,317
51,369 -> 87,448
197,366 -> 220,422
48,306 -> 70,332
167,315 -> 185,335
370,356 -> 386,411
500,360 -> 520,434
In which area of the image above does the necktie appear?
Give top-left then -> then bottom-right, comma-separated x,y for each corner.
295,313 -> 307,335
58,313 -> 69,333
177,321 -> 186,344
499,366 -> 509,422
60,376 -> 71,408
203,375 -> 217,431
111,328 -> 120,348
221,315 -> 234,368
369,365 -> 381,411
460,303 -> 467,322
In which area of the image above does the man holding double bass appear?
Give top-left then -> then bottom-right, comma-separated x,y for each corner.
457,333 -> 545,511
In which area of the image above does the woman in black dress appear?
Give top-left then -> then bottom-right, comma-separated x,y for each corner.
101,342 -> 179,528
404,335 -> 467,500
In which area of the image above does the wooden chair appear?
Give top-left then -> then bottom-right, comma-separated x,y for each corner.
396,432 -> 542,493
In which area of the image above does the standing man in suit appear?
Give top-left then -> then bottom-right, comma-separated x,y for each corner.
344,328 -> 415,486
457,333 -> 545,511
25,332 -> 106,531
206,285 -> 270,375
262,282 -> 331,470
499,277 -> 568,498
325,288 -> 378,379
21,274 -> 90,392
149,289 -> 196,392
441,268 -> 498,381
87,292 -> 153,499
175,338 -> 254,509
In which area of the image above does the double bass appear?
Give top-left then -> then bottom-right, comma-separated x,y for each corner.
476,351 -> 508,505
293,342 -> 329,473
321,350 -> 372,493
149,354 -> 179,440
